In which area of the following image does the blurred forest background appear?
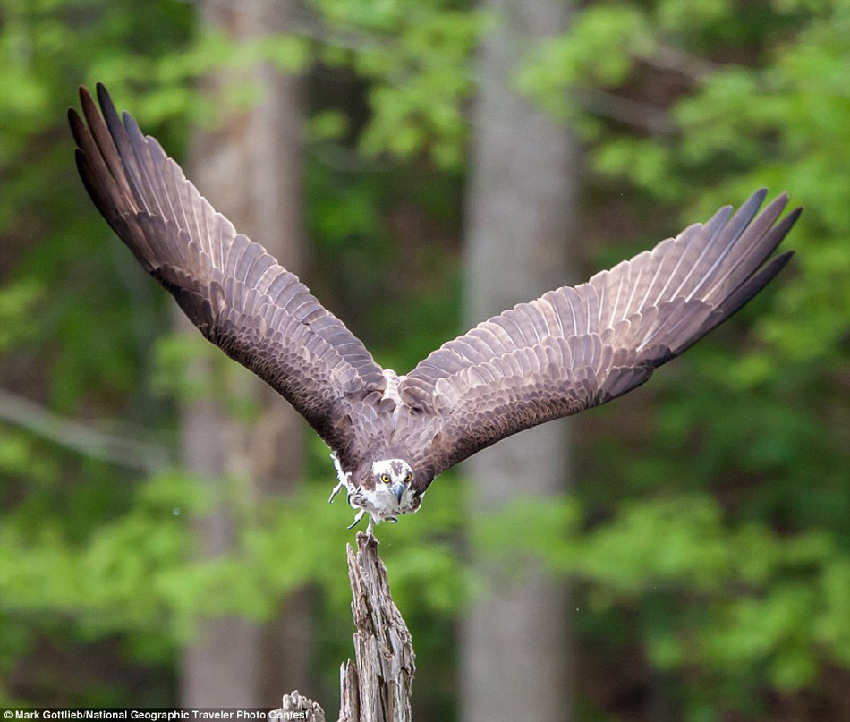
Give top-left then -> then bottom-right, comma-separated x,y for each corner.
1,0 -> 848,720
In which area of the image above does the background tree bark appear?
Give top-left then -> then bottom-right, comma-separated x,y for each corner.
180,0 -> 310,706
461,1 -> 578,721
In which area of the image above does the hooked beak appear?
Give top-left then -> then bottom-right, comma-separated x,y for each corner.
391,482 -> 406,505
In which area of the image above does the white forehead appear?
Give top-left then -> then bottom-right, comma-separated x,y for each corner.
372,459 -> 412,478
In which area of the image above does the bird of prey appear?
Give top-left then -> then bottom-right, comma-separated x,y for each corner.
70,84 -> 801,535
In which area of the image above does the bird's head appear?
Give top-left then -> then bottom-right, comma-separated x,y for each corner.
351,458 -> 421,521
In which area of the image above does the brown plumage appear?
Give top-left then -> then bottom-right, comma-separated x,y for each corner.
70,84 -> 801,534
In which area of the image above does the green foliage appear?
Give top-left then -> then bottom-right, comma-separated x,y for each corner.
469,492 -> 849,712
518,5 -> 654,108
0,466 -> 466,653
310,0 -> 481,167
512,0 -> 850,716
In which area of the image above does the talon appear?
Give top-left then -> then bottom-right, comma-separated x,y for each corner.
347,509 -> 365,530
385,516 -> 397,523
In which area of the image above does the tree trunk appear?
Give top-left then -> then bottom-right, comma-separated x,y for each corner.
180,0 -> 310,706
338,535 -> 415,722
461,1 -> 578,721
272,534 -> 415,722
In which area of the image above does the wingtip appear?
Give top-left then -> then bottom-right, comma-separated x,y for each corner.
771,204 -> 803,242
774,249 -> 795,268
67,106 -> 84,147
712,249 -> 795,323
95,82 -> 118,120
122,109 -> 142,137
73,146 -> 86,168
751,187 -> 769,204
747,188 -> 794,214
765,190 -> 790,214
78,83 -> 101,122
787,204 -> 803,223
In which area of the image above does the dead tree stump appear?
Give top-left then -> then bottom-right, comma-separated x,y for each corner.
273,532 -> 415,722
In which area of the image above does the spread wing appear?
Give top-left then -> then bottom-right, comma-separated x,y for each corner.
69,84 -> 386,454
401,189 -> 800,476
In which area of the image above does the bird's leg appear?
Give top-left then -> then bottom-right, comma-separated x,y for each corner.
328,451 -> 352,504
328,481 -> 345,505
347,508 -> 366,530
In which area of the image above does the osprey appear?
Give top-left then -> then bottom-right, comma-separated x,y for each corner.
70,85 -> 801,535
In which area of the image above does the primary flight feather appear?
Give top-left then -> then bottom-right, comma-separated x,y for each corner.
70,84 -> 801,535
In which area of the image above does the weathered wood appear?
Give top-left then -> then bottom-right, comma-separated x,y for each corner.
337,660 -> 360,722
272,691 -> 326,722
345,532 -> 415,721
274,532 -> 415,722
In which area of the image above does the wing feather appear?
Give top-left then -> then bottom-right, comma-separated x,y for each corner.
70,84 -> 385,456
402,189 -> 799,476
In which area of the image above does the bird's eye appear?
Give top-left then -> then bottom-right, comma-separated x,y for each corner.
381,473 -> 391,483
404,472 -> 412,483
